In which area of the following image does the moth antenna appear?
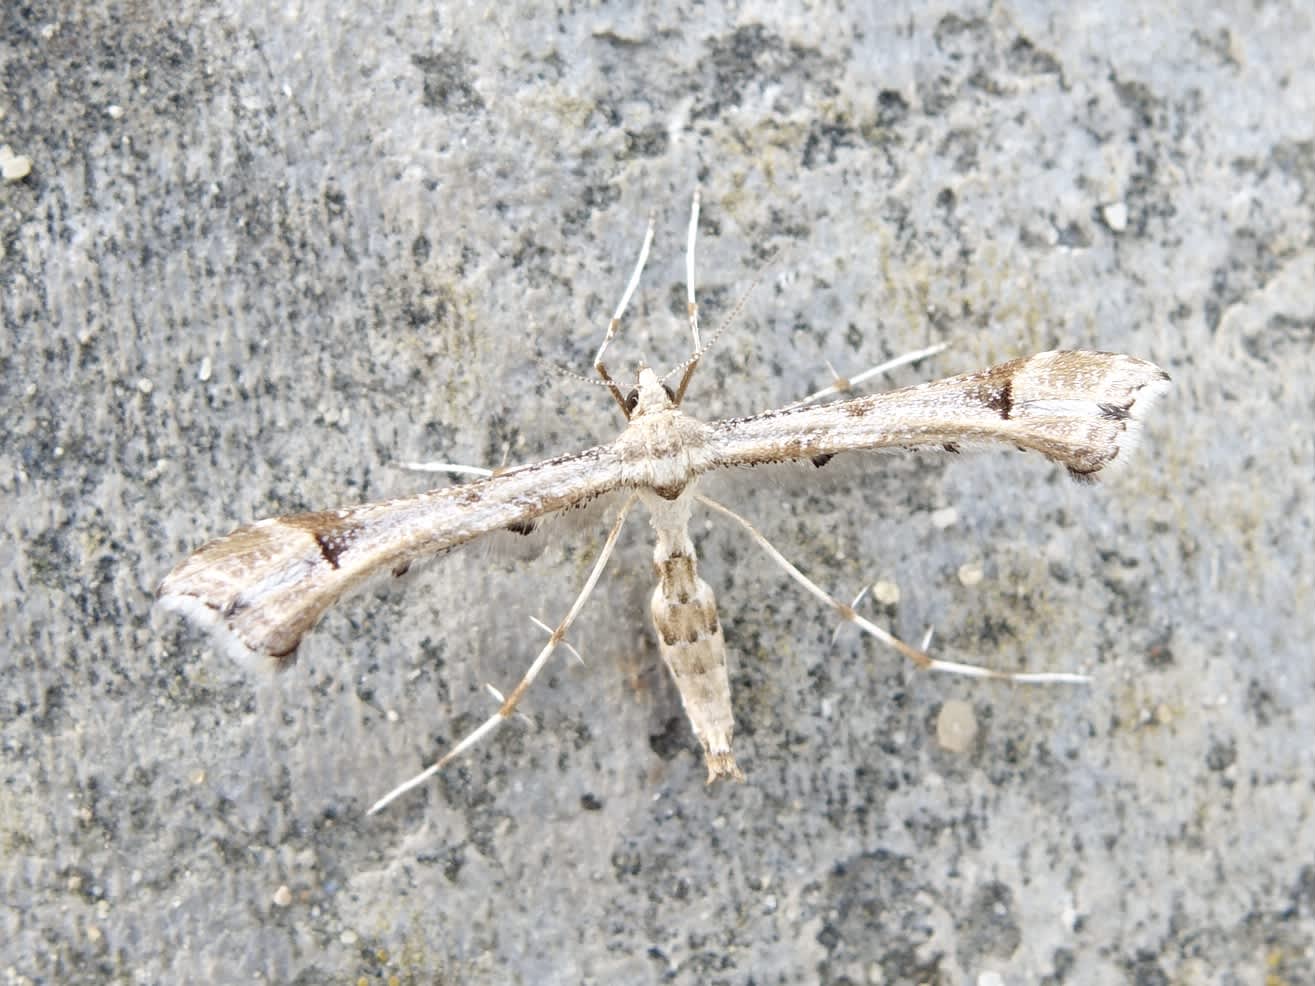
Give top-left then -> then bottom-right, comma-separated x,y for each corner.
666,251 -> 775,402
535,352 -> 611,390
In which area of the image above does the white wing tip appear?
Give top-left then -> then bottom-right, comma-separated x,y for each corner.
156,592 -> 272,673
1107,368 -> 1171,471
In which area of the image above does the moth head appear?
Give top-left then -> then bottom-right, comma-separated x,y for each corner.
625,366 -> 677,417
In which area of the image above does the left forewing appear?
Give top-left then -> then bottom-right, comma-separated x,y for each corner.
703,351 -> 1170,480
157,444 -> 626,668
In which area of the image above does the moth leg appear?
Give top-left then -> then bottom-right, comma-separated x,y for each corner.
394,462 -> 494,479
684,185 -> 702,350
396,444 -> 514,480
529,615 -> 585,667
696,494 -> 1089,685
783,341 -> 952,410
669,186 -> 708,405
367,493 -> 639,815
594,209 -> 656,415
667,188 -> 769,403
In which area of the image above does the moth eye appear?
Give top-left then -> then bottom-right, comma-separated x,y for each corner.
662,383 -> 677,403
624,389 -> 640,414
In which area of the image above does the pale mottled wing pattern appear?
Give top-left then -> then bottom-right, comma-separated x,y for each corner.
702,351 -> 1170,480
159,351 -> 1168,681
157,444 -> 627,667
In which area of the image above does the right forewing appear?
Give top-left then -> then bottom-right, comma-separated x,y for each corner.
704,351 -> 1170,480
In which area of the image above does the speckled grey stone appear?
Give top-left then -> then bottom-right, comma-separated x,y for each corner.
3,2 -> 1312,984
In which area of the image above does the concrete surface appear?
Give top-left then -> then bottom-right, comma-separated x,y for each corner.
3,1 -> 1312,983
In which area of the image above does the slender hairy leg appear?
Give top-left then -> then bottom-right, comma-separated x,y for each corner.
395,462 -> 495,478
368,493 -> 640,814
673,187 -> 704,404
785,342 -> 951,409
696,494 -> 1089,684
593,212 -> 656,415
684,186 -> 702,350
396,443 -> 510,479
